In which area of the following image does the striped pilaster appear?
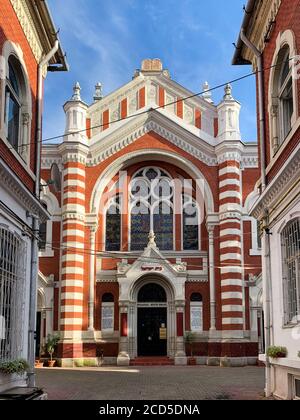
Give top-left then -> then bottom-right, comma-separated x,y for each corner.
60,161 -> 86,332
219,160 -> 244,332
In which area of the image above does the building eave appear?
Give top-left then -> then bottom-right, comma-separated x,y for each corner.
232,0 -> 258,66
26,0 -> 68,70
0,157 -> 50,222
250,145 -> 300,221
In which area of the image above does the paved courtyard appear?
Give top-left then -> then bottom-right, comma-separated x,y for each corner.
36,365 -> 265,400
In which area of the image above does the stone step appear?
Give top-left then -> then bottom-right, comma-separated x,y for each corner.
130,357 -> 175,366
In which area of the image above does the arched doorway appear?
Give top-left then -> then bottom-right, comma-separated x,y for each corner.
137,283 -> 167,356
127,274 -> 176,359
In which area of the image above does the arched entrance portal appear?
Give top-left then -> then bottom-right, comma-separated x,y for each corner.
127,274 -> 177,359
137,283 -> 167,356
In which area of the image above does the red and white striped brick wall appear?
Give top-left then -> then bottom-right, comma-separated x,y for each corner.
218,160 -> 244,332
60,161 -> 86,332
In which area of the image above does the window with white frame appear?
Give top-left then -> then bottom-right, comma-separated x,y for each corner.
4,55 -> 30,160
271,46 -> 294,151
278,48 -> 293,141
101,293 -> 114,332
190,293 -> 203,332
5,58 -> 21,150
281,218 -> 300,325
0,226 -> 26,361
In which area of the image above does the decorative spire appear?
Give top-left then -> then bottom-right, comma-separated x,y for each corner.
93,82 -> 103,102
71,82 -> 81,101
202,81 -> 213,103
223,83 -> 233,100
148,230 -> 157,247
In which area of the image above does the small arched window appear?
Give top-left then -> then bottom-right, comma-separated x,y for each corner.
5,57 -> 22,151
190,292 -> 203,332
102,293 -> 114,302
105,196 -> 121,251
101,293 -> 114,332
190,293 -> 202,302
183,195 -> 199,250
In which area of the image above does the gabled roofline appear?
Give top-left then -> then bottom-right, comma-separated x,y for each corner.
87,69 -> 217,114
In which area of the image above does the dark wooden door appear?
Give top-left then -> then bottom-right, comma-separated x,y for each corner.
137,307 -> 167,356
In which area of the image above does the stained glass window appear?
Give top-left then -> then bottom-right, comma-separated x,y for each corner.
105,197 -> 121,251
183,196 -> 199,250
129,167 -> 174,250
131,203 -> 150,251
153,202 -> 173,250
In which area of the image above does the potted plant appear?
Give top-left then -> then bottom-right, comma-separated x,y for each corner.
220,355 -> 230,367
46,333 -> 60,367
35,359 -> 44,368
266,346 -> 287,359
0,359 -> 29,376
184,331 -> 197,365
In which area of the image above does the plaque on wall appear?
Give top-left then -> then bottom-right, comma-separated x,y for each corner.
102,305 -> 114,331
190,305 -> 203,332
159,327 -> 167,340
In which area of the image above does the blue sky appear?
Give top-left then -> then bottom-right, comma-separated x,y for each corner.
43,0 -> 257,143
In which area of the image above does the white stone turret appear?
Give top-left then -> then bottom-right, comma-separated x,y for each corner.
63,82 -> 88,144
217,84 -> 241,142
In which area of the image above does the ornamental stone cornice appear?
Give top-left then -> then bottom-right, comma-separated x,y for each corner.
244,0 -> 282,66
219,211 -> 242,221
41,156 -> 62,170
186,275 -> 208,283
215,141 -> 244,164
251,146 -> 300,220
58,142 -> 89,164
0,158 -> 49,222
88,110 -> 218,167
62,212 -> 86,222
41,114 -> 258,171
10,0 -> 43,62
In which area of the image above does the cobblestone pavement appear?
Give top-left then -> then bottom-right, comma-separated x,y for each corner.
36,365 -> 265,400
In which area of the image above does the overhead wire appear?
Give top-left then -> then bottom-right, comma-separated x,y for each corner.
4,55 -> 298,153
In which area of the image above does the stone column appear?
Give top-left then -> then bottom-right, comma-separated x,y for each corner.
174,303 -> 187,365
218,160 -> 244,339
88,226 -> 97,331
207,225 -> 216,333
117,305 -> 130,366
58,82 -> 89,365
216,84 -> 244,342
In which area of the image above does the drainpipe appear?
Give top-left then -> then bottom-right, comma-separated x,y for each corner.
27,41 -> 59,388
240,29 -> 272,397
240,29 -> 266,192
262,211 -> 274,398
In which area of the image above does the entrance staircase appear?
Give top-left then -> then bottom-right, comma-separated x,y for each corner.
130,356 -> 174,366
